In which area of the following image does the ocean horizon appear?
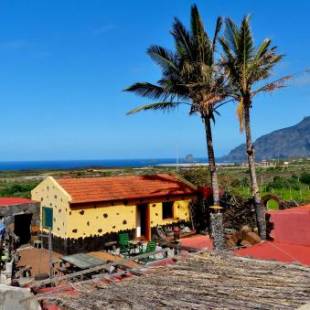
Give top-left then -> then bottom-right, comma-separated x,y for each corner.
0,158 -> 211,171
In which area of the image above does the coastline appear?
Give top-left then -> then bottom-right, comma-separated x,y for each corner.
0,158 -> 211,171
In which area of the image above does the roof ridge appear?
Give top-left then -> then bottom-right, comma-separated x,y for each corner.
56,173 -> 173,181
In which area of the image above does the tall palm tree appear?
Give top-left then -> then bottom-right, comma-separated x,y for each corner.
220,16 -> 290,239
125,5 -> 227,249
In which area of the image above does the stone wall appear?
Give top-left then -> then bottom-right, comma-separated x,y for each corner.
44,228 -> 136,254
0,203 -> 40,227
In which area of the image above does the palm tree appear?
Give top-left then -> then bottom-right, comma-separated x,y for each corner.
220,16 -> 290,239
125,5 -> 227,249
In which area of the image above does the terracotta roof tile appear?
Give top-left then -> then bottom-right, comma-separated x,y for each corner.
0,197 -> 34,207
57,174 -> 196,204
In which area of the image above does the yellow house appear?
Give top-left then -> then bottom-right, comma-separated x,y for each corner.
31,174 -> 197,254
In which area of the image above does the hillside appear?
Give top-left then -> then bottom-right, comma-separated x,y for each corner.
222,116 -> 310,162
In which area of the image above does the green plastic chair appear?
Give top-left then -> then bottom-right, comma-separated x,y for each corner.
139,240 -> 157,262
118,233 -> 133,256
145,240 -> 157,253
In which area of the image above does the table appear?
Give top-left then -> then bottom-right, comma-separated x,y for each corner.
129,240 -> 144,255
61,253 -> 105,270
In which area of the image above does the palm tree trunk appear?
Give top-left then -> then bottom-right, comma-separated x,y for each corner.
243,103 -> 266,240
204,116 -> 225,250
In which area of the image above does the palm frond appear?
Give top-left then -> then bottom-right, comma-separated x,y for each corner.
212,16 -> 223,54
147,45 -> 178,72
252,75 -> 291,96
238,15 -> 254,63
220,37 -> 241,88
124,82 -> 167,99
127,101 -> 181,115
222,14 -> 286,104
126,5 -> 229,123
190,4 -> 208,42
255,39 -> 272,61
172,18 -> 194,60
224,18 -> 239,55
190,4 -> 212,64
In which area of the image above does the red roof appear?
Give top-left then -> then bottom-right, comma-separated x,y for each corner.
268,205 -> 310,246
57,174 -> 197,204
0,197 -> 34,207
235,241 -> 310,266
270,204 -> 310,214
235,205 -> 310,266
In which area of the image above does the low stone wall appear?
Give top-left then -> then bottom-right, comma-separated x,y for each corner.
0,202 -> 40,227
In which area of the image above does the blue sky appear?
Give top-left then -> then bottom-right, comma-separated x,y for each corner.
0,0 -> 309,161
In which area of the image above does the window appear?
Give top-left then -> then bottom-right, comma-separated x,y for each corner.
162,201 -> 174,219
42,207 -> 53,229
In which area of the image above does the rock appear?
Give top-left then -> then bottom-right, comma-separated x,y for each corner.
0,284 -> 40,310
240,240 -> 252,247
244,231 -> 261,245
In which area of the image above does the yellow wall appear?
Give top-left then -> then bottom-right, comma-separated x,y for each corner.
32,177 -> 192,240
66,204 -> 136,238
149,200 -> 191,227
31,177 -> 71,238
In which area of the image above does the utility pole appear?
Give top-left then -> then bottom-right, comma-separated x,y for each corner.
176,144 -> 179,173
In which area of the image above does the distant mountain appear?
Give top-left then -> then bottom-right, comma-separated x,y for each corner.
221,116 -> 310,162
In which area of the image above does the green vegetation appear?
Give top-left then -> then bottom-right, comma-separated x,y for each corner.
0,180 -> 40,198
223,165 -> 310,203
300,172 -> 310,185
266,199 -> 279,210
179,160 -> 310,204
0,160 -> 308,203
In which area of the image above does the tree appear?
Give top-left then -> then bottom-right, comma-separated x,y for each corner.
220,16 -> 290,239
125,5 -> 228,249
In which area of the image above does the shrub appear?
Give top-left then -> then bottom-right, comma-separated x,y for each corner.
0,181 -> 39,198
300,172 -> 310,185
266,175 -> 300,191
230,178 -> 241,187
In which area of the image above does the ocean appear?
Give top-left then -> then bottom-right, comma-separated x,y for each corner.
0,158 -> 209,171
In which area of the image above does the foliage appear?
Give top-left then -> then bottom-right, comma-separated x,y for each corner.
179,167 -> 210,187
0,181 -> 39,198
266,176 -> 301,191
230,178 -> 241,187
125,5 -> 229,121
220,15 -> 289,129
300,172 -> 310,185
266,199 -> 279,210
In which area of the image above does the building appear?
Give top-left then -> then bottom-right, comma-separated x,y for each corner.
0,197 -> 40,244
31,174 -> 197,254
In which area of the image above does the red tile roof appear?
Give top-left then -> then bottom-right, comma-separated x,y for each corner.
235,205 -> 310,266
235,241 -> 310,266
0,197 -> 34,207
57,174 -> 197,204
